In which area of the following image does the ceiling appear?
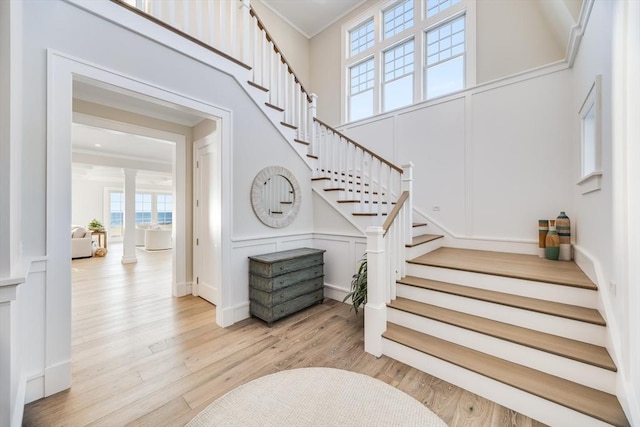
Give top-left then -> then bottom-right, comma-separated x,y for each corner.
72,79 -> 207,188
261,0 -> 367,38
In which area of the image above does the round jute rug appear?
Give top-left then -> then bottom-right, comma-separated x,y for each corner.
186,367 -> 447,427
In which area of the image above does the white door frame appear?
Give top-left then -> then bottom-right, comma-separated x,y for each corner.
47,49 -> 232,397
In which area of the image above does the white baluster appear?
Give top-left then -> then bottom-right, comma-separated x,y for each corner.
240,0 -> 251,64
219,0 -> 227,52
229,0 -> 237,57
205,0 -> 214,47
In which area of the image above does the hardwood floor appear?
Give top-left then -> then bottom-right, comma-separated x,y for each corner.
23,244 -> 546,426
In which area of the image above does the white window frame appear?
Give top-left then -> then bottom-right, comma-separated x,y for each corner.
341,0 -> 475,123
576,75 -> 603,194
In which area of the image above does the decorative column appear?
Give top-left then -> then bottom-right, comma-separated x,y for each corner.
122,169 -> 138,264
364,226 -> 386,358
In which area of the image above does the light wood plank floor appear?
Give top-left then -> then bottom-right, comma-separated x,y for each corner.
23,244 -> 546,426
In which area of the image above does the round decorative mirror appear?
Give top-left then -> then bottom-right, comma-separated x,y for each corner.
251,166 -> 301,228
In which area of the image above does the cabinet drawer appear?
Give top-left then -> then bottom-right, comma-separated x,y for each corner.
250,289 -> 324,324
249,265 -> 323,291
250,277 -> 323,306
248,248 -> 325,277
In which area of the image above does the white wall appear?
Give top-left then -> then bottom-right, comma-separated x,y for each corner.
71,177 -> 118,228
476,0 -> 565,83
570,0 -> 639,423
338,66 -> 574,249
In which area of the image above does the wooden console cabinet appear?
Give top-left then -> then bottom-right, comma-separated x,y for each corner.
248,248 -> 325,325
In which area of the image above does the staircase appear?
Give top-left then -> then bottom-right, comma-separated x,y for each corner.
378,240 -> 630,426
109,1 -> 631,425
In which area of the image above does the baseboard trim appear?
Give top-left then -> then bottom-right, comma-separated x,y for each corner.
174,281 -> 192,297
324,283 -> 349,303
44,360 -> 71,397
220,302 -> 251,327
25,374 -> 44,404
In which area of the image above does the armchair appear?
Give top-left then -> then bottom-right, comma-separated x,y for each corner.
71,226 -> 93,258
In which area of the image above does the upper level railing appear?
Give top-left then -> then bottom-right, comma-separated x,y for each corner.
114,0 -> 313,142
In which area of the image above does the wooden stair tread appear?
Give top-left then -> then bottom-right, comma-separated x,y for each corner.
247,80 -> 268,92
280,121 -> 297,130
294,138 -> 310,145
410,247 -> 596,290
383,323 -> 630,427
265,102 -> 284,112
389,297 -> 616,371
412,222 -> 427,228
397,276 -> 605,326
406,234 -> 443,247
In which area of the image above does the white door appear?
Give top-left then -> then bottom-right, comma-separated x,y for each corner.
193,137 -> 220,305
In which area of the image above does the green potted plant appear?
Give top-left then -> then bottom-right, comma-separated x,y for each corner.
343,253 -> 367,314
88,218 -> 104,232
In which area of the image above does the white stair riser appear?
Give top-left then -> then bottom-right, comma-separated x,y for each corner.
405,238 -> 444,259
406,264 -> 598,308
382,339 -> 613,427
396,284 -> 606,345
387,309 -> 616,394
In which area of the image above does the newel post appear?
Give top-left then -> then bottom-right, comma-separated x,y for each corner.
364,226 -> 386,357
402,162 -> 414,246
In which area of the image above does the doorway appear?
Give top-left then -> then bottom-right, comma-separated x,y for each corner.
47,50 -> 232,398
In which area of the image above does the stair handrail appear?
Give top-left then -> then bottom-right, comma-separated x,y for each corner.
111,0 -> 314,142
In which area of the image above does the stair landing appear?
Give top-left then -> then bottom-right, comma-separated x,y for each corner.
409,247 -> 596,290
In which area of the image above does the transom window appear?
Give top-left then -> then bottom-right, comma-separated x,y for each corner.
344,0 -> 471,122
426,0 -> 461,17
350,19 -> 374,56
384,1 -> 414,39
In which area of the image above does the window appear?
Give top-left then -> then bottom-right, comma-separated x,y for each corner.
109,191 -> 124,237
383,39 -> 414,111
343,0 -> 470,122
157,194 -> 173,225
384,1 -> 413,39
577,75 -> 602,194
426,0 -> 461,17
135,193 -> 152,224
425,15 -> 465,99
350,19 -> 374,56
349,58 -> 375,121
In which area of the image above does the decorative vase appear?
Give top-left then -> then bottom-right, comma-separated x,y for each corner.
556,211 -> 571,261
538,220 -> 549,258
545,220 -> 560,261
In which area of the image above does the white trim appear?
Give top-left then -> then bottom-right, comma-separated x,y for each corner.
576,171 -> 602,195
566,0 -> 594,67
